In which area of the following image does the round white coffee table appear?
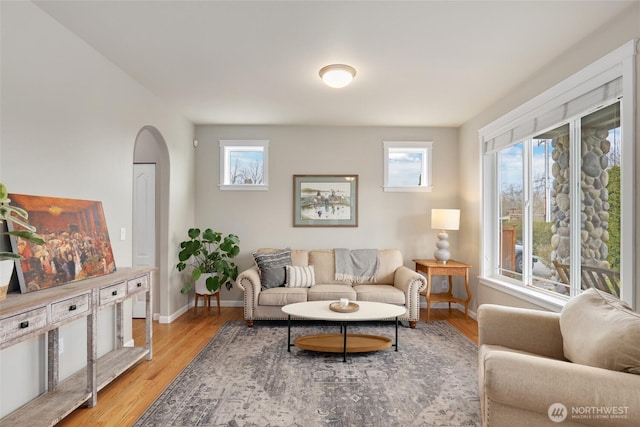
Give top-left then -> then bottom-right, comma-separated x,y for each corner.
282,301 -> 406,362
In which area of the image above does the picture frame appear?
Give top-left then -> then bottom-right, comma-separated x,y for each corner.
293,175 -> 358,227
7,193 -> 116,293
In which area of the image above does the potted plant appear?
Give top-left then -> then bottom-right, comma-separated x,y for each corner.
176,228 -> 240,294
0,183 -> 45,300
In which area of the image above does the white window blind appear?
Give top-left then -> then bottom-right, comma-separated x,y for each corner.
484,76 -> 622,154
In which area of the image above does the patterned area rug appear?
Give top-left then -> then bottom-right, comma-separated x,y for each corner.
135,320 -> 480,427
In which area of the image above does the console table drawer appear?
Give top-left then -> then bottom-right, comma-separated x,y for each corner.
99,282 -> 127,305
51,294 -> 90,323
0,307 -> 48,343
127,275 -> 149,294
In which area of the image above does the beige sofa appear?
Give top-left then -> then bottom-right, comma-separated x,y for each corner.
478,289 -> 640,427
236,249 -> 426,328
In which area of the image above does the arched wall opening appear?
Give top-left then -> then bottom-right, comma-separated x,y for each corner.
133,126 -> 170,320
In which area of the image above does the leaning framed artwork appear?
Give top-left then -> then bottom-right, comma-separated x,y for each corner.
7,193 -> 116,293
293,175 -> 358,227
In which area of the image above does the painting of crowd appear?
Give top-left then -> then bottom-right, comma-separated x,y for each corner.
18,229 -> 115,292
8,194 -> 116,293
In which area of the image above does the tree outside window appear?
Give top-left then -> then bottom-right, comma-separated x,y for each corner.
219,140 -> 269,191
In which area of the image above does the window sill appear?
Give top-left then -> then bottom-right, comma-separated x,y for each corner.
383,185 -> 433,192
219,184 -> 269,191
479,276 -> 568,312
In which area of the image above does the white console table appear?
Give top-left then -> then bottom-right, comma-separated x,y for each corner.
0,267 -> 154,426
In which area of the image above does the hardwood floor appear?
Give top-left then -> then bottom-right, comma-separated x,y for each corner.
57,307 -> 477,426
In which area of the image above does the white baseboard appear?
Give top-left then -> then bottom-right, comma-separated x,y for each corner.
159,300 -> 476,324
190,299 -> 244,308
158,303 -> 189,324
159,299 -> 243,324
221,300 -> 243,308
422,301 -> 477,321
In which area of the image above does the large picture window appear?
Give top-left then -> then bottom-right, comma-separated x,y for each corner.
494,106 -> 621,298
481,40 -> 635,308
219,140 -> 269,191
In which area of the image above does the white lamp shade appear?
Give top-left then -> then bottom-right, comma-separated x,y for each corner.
319,64 -> 356,88
431,209 -> 460,231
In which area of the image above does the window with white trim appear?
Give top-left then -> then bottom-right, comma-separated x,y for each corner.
383,141 -> 433,192
481,40 -> 636,306
219,140 -> 269,191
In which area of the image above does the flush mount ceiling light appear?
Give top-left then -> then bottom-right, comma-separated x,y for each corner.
319,64 -> 356,88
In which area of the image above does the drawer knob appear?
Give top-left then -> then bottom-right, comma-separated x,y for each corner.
137,282 -> 142,288
112,290 -> 118,296
69,304 -> 77,311
19,321 -> 29,329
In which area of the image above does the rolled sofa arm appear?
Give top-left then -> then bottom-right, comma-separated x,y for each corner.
481,350 -> 640,427
478,304 -> 564,360
393,265 -> 427,322
393,265 -> 427,292
236,266 -> 261,320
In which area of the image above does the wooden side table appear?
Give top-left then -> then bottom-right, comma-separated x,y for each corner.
413,259 -> 472,322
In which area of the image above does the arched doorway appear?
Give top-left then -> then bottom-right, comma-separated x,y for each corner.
133,126 -> 170,321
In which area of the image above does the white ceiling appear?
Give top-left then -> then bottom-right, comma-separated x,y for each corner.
34,1 -> 635,127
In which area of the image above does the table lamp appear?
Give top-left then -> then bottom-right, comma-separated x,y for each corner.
431,209 -> 460,264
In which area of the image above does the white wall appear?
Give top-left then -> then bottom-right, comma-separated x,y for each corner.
458,2 -> 640,311
194,125 -> 461,304
0,2 -> 195,416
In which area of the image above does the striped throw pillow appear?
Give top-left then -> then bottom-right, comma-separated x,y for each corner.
285,265 -> 315,288
253,249 -> 292,289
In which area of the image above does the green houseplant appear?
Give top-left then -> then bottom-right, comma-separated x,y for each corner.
0,183 -> 45,300
176,228 -> 240,294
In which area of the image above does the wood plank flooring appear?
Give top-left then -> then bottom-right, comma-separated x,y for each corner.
57,307 -> 477,426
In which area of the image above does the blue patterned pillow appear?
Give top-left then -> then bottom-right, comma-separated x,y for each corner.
253,249 -> 292,290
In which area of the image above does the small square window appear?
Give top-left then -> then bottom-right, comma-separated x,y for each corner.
219,140 -> 269,191
383,141 -> 433,192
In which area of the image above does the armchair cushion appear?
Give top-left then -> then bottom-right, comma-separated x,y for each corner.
560,288 -> 640,374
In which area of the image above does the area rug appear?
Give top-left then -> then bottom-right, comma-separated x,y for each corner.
134,320 -> 480,427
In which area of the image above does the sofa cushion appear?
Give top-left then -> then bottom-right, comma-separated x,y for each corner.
307,284 -> 356,301
375,249 -> 404,285
259,287 -> 308,306
353,284 -> 405,304
253,249 -> 292,290
560,288 -> 640,374
290,249 -> 309,266
285,265 -> 315,288
308,250 -> 345,285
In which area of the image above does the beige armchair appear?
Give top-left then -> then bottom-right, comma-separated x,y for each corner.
478,290 -> 640,426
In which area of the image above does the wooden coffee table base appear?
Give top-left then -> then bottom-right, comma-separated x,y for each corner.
287,317 -> 399,362
294,334 -> 392,353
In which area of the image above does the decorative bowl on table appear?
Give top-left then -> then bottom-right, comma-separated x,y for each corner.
329,301 -> 359,313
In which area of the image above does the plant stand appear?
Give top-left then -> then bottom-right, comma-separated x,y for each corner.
194,291 -> 220,315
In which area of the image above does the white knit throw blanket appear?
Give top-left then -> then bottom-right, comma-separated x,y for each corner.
334,248 -> 379,284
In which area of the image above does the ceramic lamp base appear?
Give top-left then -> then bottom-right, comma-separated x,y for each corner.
434,231 -> 451,264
